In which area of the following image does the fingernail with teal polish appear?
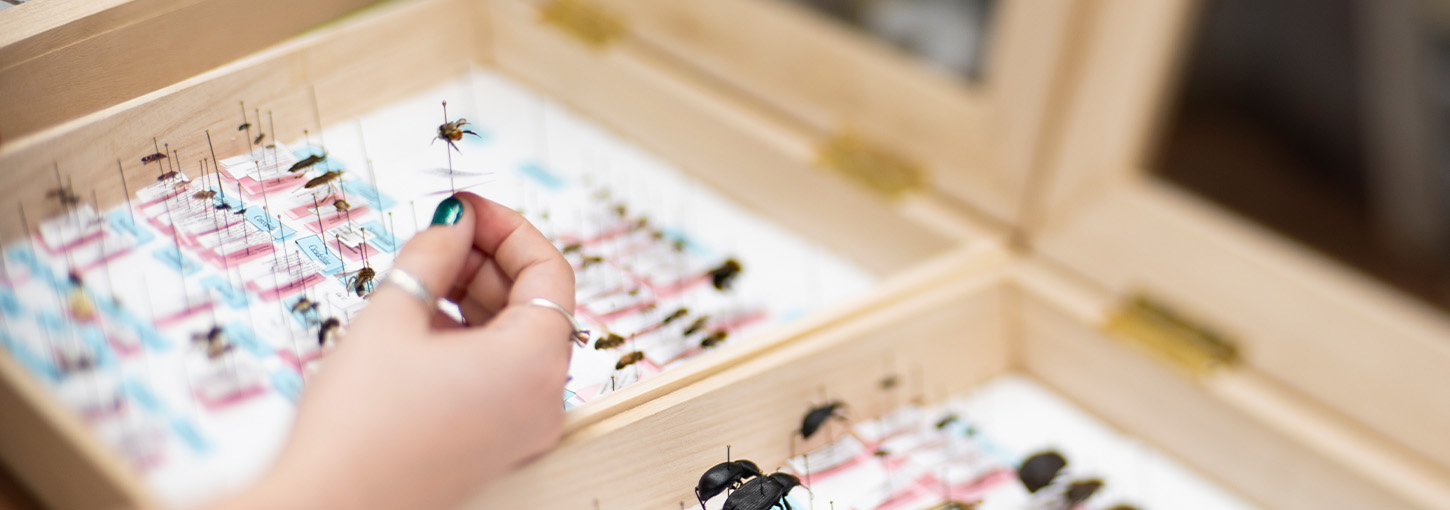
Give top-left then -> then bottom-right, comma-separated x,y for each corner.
431,196 -> 464,226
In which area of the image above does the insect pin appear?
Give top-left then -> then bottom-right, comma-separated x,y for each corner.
615,350 -> 645,370
721,472 -> 802,510
141,152 -> 167,165
318,317 -> 342,347
288,153 -> 327,173
1018,451 -> 1068,494
594,333 -> 627,350
708,259 -> 742,291
346,266 -> 376,297
800,401 -> 847,440
695,456 -> 762,510
434,105 -> 480,152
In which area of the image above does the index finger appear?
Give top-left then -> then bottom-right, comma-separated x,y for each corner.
455,192 -> 575,311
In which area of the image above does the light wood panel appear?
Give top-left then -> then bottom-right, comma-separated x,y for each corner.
0,0 -> 389,144
1033,181 -> 1450,477
487,0 -> 979,276
467,267 -> 1015,509
0,0 -> 474,244
1012,268 -> 1425,509
579,0 -> 1083,226
0,350 -> 154,510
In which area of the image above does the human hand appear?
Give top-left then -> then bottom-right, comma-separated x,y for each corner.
214,193 -> 575,509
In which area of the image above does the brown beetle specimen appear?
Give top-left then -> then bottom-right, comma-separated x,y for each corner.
594,333 -> 627,350
288,153 -> 327,173
141,153 -> 167,165
305,170 -> 343,190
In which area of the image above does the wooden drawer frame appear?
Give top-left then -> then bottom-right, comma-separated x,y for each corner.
1,0 -> 1448,508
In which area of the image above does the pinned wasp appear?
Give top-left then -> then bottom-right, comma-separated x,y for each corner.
434,102 -> 481,153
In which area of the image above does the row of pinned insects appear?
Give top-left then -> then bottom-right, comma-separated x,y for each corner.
682,397 -> 1144,510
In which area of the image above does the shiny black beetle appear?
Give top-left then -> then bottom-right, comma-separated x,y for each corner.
722,472 -> 801,510
1018,450 -> 1068,494
694,459 -> 762,510
799,401 -> 847,440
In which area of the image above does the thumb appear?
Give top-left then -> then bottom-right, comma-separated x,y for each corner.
367,195 -> 475,328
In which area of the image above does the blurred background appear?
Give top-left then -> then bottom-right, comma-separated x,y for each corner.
790,0 -> 1450,313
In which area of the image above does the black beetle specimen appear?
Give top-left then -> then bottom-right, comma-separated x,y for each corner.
318,317 -> 342,347
800,401 -> 847,440
1018,451 -> 1068,494
662,307 -> 690,325
694,459 -> 762,509
709,258 -> 742,291
722,472 -> 801,510
1061,479 -> 1104,508
700,330 -> 728,349
682,316 -> 710,336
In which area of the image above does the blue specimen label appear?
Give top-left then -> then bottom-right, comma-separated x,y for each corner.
360,221 -> 397,253
152,245 -> 201,275
294,235 -> 343,274
341,180 -> 396,210
201,276 -> 249,309
517,162 -> 565,190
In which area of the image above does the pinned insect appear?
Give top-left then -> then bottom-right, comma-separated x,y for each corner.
615,350 -> 645,370
318,317 -> 342,347
878,374 -> 900,390
923,501 -> 979,510
434,101 -> 480,152
305,170 -> 344,191
1018,451 -> 1068,494
347,266 -> 376,297
561,242 -> 583,254
662,307 -> 690,325
580,255 -> 605,268
1061,479 -> 1104,508
332,199 -> 352,214
291,297 -> 318,316
288,153 -> 327,173
192,326 -> 233,360
699,330 -> 728,349
238,122 -> 251,131
709,259 -> 742,291
46,186 -> 80,209
682,316 -> 710,336
800,401 -> 847,440
193,190 -> 217,201
68,289 -> 96,322
594,333 -> 627,350
157,170 -> 179,182
141,153 -> 167,165
934,413 -> 960,430
254,132 -> 266,145
721,472 -> 802,510
695,458 -> 762,510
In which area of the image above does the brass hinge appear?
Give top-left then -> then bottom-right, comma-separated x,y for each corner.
1103,294 -> 1240,377
815,131 -> 924,199
539,0 -> 627,50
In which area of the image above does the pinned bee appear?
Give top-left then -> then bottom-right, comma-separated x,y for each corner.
345,266 -> 376,297
709,259 -> 743,291
434,101 -> 480,152
615,350 -> 645,370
